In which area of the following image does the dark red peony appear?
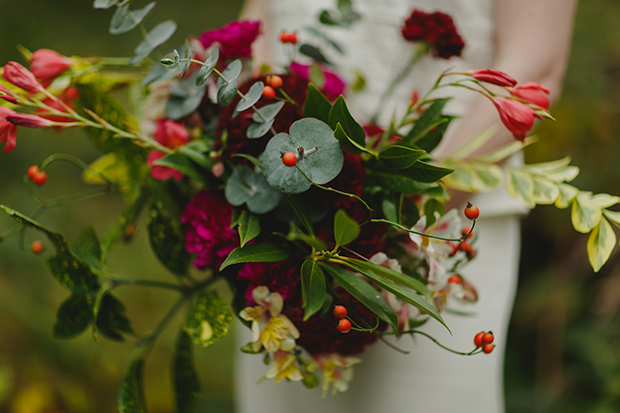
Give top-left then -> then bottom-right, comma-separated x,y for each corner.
401,10 -> 465,59
238,258 -> 302,305
199,20 -> 261,60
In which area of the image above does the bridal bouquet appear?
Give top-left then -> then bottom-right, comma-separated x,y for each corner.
1,0 -> 617,409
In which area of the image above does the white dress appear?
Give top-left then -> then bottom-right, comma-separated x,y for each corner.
236,1 -> 526,412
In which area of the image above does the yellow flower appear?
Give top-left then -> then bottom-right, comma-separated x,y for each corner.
263,350 -> 303,384
314,354 -> 362,396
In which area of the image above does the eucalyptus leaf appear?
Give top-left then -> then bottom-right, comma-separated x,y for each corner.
301,260 -> 326,321
216,59 -> 242,89
219,243 -> 290,271
225,166 -> 281,214
160,50 -> 180,68
247,118 -> 275,139
93,0 -> 119,9
217,79 -> 238,107
109,2 -> 155,35
234,81 -> 264,117
252,101 -> 285,123
195,46 -> 219,87
181,39 -> 192,79
129,20 -> 177,65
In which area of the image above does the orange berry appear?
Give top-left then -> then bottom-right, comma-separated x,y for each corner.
461,227 -> 473,239
333,305 -> 347,319
482,332 -> 494,345
281,151 -> 297,167
474,331 -> 485,347
32,170 -> 47,186
263,85 -> 276,99
266,75 -> 283,88
464,202 -> 480,220
27,165 -> 39,179
31,240 -> 44,255
288,32 -> 298,44
483,344 -> 495,354
448,275 -> 461,284
337,318 -> 351,333
279,32 -> 289,43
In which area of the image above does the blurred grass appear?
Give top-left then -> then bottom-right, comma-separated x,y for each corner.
2,0 -> 620,412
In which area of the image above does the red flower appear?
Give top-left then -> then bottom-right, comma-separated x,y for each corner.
36,87 -> 80,123
199,20 -> 261,60
147,119 -> 191,181
0,86 -> 18,104
401,10 -> 465,59
182,191 -> 240,270
0,106 -> 17,152
6,113 -> 53,128
493,97 -> 536,142
147,150 -> 184,181
2,61 -> 42,93
510,81 -> 550,109
29,49 -> 72,82
468,69 -> 517,87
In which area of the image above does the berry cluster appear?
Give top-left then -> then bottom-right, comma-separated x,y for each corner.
27,165 -> 47,186
333,305 -> 351,333
279,32 -> 298,44
474,331 -> 495,354
263,75 -> 283,99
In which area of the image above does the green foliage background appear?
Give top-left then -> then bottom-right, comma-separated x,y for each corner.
0,0 -> 619,412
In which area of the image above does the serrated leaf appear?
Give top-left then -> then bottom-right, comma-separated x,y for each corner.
166,71 -> 207,119
174,330 -> 201,412
506,167 -> 535,208
302,83 -> 332,123
328,96 -> 365,150
217,59 -> 242,88
129,20 -> 177,65
146,200 -> 191,277
572,193 -> 603,233
334,209 -> 360,247
238,210 -> 261,247
110,2 -> 155,35
262,118 -> 344,193
321,264 -> 398,331
234,81 -> 264,116
186,291 -> 232,347
401,161 -> 453,183
378,145 -> 425,169
587,217 -> 616,272
301,260 -> 326,321
219,243 -> 290,271
118,358 -> 146,413
53,293 -> 94,339
96,293 -> 133,341
217,79 -> 238,107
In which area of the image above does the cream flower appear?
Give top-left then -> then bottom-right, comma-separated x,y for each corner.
239,286 -> 300,353
314,354 -> 362,396
262,350 -> 304,384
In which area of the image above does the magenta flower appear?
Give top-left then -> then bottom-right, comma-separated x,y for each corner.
289,62 -> 345,101
182,191 -> 240,270
199,20 -> 261,60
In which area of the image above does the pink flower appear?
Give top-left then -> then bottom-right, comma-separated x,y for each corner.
0,86 -> 18,104
289,62 -> 345,101
0,106 -> 17,152
30,49 -> 72,82
153,118 -> 190,148
199,20 -> 261,60
510,81 -> 550,109
181,190 -> 240,269
147,150 -> 184,181
492,97 -> 536,142
2,61 -> 42,93
468,69 -> 517,87
6,113 -> 53,128
401,10 -> 465,59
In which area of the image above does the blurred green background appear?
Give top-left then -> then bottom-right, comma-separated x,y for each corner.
1,0 -> 620,412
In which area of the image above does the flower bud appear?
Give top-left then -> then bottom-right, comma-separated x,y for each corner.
0,86 -> 18,104
30,49 -> 72,82
510,81 -> 550,109
468,69 -> 517,87
492,97 -> 536,142
2,61 -> 42,93
6,113 -> 54,128
0,106 -> 18,152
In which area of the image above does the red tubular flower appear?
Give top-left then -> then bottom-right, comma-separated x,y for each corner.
492,97 -> 536,142
468,69 -> 517,87
2,62 -> 43,93
510,81 -> 550,109
0,106 -> 17,152
30,49 -> 72,82
401,10 -> 465,59
0,86 -> 18,104
153,118 -> 190,148
6,113 -> 53,128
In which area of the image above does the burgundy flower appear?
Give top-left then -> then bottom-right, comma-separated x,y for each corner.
182,190 -> 240,269
30,49 -> 72,82
468,69 -> 517,87
289,62 -> 345,101
238,259 -> 301,305
199,20 -> 261,60
510,81 -> 550,109
0,106 -> 17,152
2,61 -> 42,93
401,10 -> 465,59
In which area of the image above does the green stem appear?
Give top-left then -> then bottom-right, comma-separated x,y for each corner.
105,278 -> 187,292
39,153 -> 119,186
370,218 -> 476,242
378,329 -> 482,356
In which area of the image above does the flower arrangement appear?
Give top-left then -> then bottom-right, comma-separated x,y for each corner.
0,0 -> 618,410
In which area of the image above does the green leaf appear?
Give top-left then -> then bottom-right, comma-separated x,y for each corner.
196,47 -> 219,86
413,117 -> 453,153
217,60 -> 242,88
217,79 -> 239,107
442,161 -> 503,193
284,194 -> 315,235
401,161 -> 454,183
96,293 -> 133,341
333,209 -> 360,248
101,189 -> 148,260
93,0 -> 119,9
252,102 -> 285,122
186,291 -> 233,347
587,217 -> 616,273
224,166 -> 281,214
506,166 -> 535,208
328,96 -> 365,150
181,39 -> 192,79
333,123 -> 368,155
424,199 -> 445,229
340,260 -> 448,331
318,10 -> 339,26
299,44 -> 330,64
71,226 -> 103,270
304,27 -> 345,54
234,81 -> 264,116
345,258 -> 431,298
301,260 -> 326,321
153,153 -> 208,184
321,264 -> 398,331
247,118 -> 275,139
286,223 -> 326,250
179,140 -> 213,170
166,74 -> 207,120
238,210 -> 261,248
365,168 -> 436,194
129,20 -> 177,65
118,358 -> 146,413
309,62 -> 326,88
53,293 -> 94,339
160,50 -> 180,68
110,2 -> 155,35
302,84 -> 332,123
381,195 -> 399,224
572,193 -> 603,233
402,99 -> 449,146
262,118 -> 344,193
555,184 -> 578,209
219,243 -> 290,271
531,176 -> 560,205
475,136 -> 538,164
173,330 -> 201,413
378,145 -> 425,169
146,200 -> 191,277
603,209 -> 620,230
